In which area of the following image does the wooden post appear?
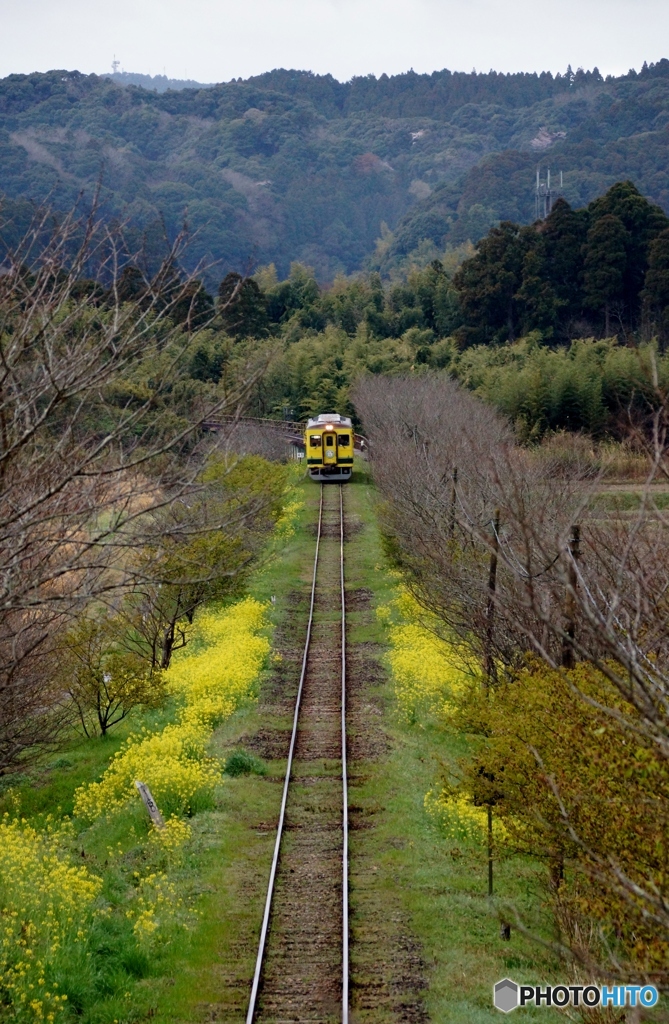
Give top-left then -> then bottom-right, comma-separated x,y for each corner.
487,804 -> 494,897
484,509 -> 500,689
135,780 -> 165,828
449,467 -> 458,540
561,524 -> 580,669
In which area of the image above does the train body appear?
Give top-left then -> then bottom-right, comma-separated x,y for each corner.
305,413 -> 354,481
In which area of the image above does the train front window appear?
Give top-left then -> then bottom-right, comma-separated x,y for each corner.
309,435 -> 321,448
325,434 -> 334,447
338,434 -> 350,446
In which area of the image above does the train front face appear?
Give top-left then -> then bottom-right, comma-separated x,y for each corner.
305,413 -> 354,481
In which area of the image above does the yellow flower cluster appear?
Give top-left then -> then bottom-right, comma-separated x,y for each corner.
74,722 -> 220,820
424,790 -> 507,843
380,589 -> 471,721
273,498 -> 304,540
0,816 -> 101,1021
382,587 -> 508,848
147,816 -> 192,856
169,599 -> 270,730
74,598 -> 270,822
126,872 -> 185,947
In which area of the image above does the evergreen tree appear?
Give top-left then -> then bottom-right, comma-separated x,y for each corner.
642,227 -> 669,345
583,214 -> 629,336
540,199 -> 590,328
588,181 -> 669,321
115,265 -> 147,304
218,272 -> 269,339
453,223 -> 532,345
169,279 -> 214,330
515,245 -> 563,336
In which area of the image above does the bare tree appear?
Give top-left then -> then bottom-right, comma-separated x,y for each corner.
0,201 -> 272,772
121,453 -> 287,670
354,373 -> 669,986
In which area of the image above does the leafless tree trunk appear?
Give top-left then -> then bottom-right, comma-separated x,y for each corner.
0,200 -> 272,771
353,373 -> 669,984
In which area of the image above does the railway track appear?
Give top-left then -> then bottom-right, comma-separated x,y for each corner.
247,483 -> 349,1024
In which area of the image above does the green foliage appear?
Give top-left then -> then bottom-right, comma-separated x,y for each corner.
445,661 -> 669,976
449,335 -> 665,438
57,617 -> 166,737
223,749 -> 267,777
453,182 -> 669,343
3,62 -> 669,282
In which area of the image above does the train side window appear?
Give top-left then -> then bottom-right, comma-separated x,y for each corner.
338,434 -> 350,446
310,435 -> 321,447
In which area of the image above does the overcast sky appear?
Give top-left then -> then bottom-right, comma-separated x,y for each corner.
2,0 -> 668,84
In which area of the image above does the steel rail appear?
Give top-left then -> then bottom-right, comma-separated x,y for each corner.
246,482 -> 350,1024
340,483 -> 349,1024
245,483 -> 324,1024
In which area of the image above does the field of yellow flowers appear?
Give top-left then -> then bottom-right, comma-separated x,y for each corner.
378,586 -> 505,846
0,596 -> 271,1022
0,462 -> 306,1023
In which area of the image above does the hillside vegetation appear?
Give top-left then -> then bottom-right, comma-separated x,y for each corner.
3,61 -> 669,280
191,180 -> 669,439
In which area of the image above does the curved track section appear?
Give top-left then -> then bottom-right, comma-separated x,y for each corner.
247,483 -> 349,1024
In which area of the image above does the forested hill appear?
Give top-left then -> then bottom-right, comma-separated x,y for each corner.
2,61 -> 669,281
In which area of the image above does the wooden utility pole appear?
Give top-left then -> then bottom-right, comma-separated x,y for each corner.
449,467 -> 458,540
487,804 -> 494,897
484,509 -> 501,689
562,524 -> 580,669
483,510 -> 500,900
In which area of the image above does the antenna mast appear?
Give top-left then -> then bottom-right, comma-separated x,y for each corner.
535,167 -> 564,220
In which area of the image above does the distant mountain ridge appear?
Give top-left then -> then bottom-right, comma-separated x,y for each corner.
102,71 -> 215,93
1,61 -> 669,282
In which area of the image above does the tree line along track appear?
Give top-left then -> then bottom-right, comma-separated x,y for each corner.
247,483 -> 349,1024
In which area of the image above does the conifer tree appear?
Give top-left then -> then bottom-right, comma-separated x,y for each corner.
583,214 -> 629,335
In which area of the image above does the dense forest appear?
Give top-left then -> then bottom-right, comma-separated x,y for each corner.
133,179 -> 666,439
2,61 -> 669,280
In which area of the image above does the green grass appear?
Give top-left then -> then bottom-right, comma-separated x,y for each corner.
0,701 -> 179,820
0,466 -> 569,1022
342,467 -> 562,1022
591,490 -> 669,511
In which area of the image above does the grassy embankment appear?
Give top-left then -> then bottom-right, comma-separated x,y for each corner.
342,468 -> 561,1023
0,464 -> 560,1023
153,464 -> 562,1022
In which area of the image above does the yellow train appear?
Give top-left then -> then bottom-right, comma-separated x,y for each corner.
305,413 -> 354,481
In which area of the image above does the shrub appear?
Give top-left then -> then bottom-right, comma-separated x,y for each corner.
224,750 -> 267,777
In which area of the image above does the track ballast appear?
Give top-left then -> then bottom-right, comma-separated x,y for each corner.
247,483 -> 349,1024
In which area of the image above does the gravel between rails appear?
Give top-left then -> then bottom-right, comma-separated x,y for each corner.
254,486 -> 345,1024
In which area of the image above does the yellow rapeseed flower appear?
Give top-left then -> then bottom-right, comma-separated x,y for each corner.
0,817 -> 101,1020
74,597 -> 270,822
